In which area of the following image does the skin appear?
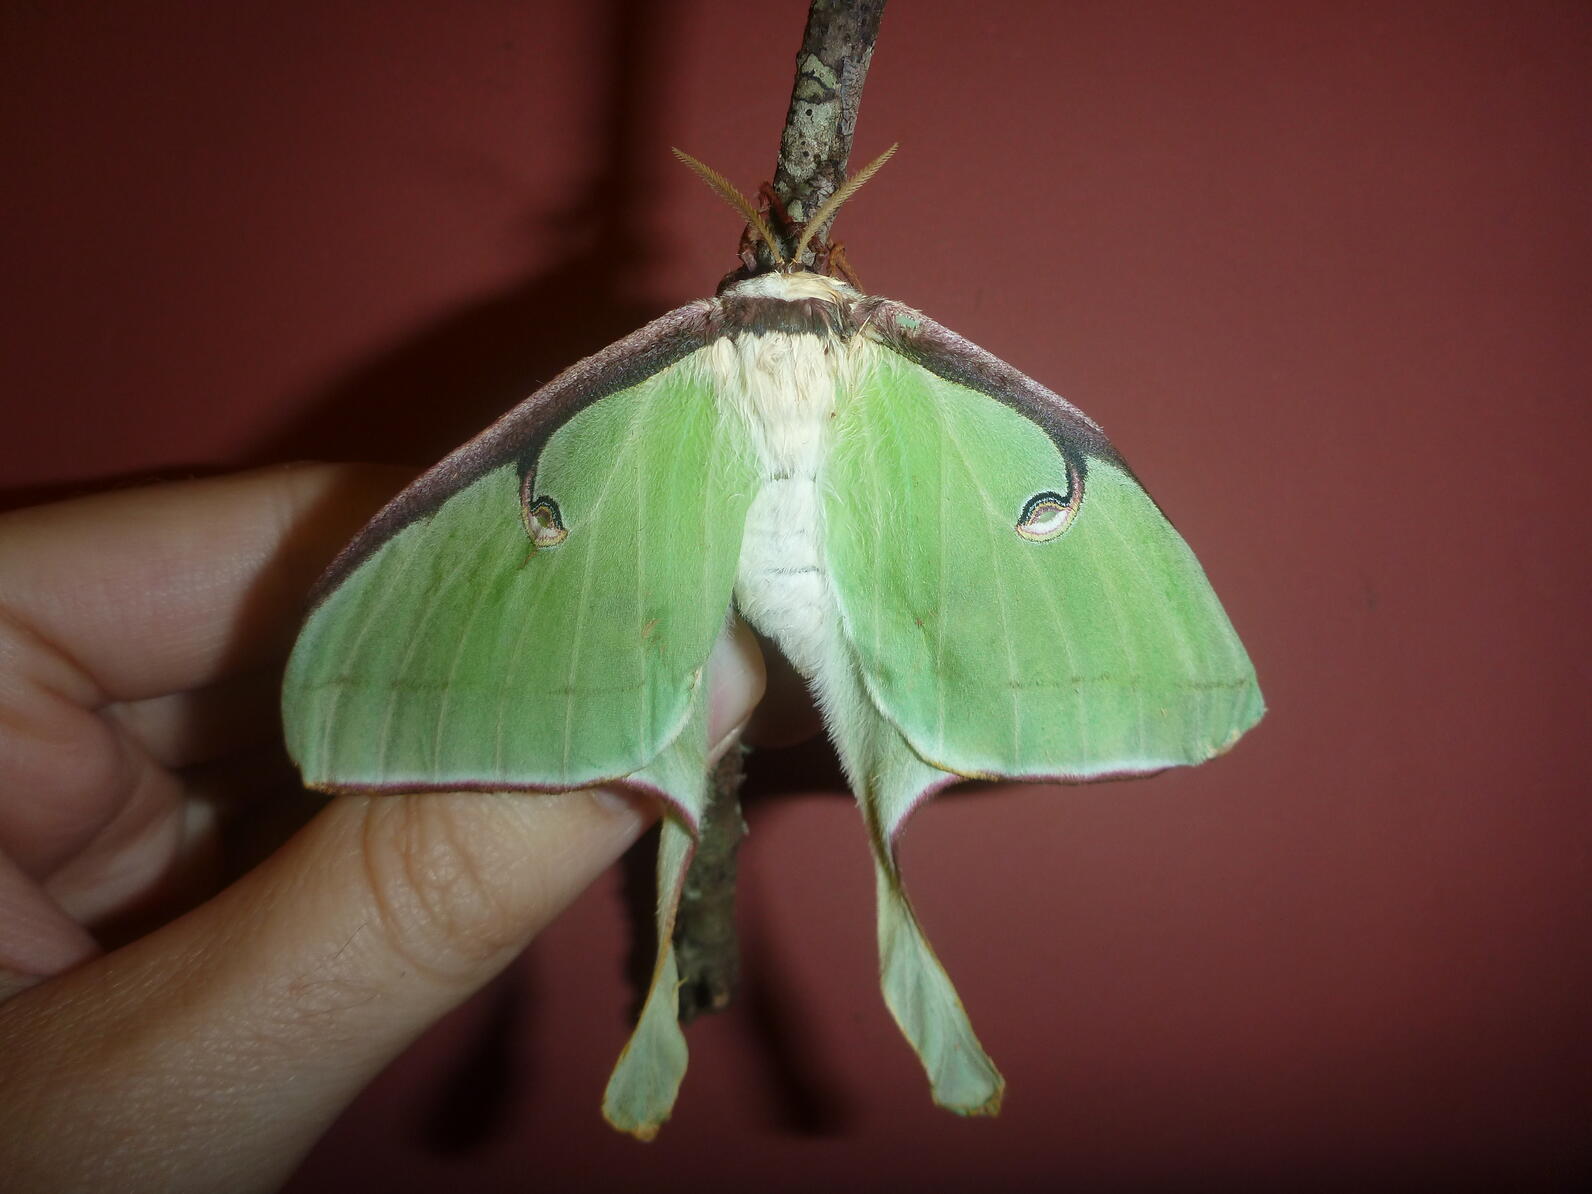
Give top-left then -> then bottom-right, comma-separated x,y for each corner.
0,464 -> 765,1193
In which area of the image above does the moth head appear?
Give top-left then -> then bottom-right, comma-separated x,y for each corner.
671,143 -> 899,278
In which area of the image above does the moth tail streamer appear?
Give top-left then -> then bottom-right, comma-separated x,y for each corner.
601,814 -> 694,1141
824,658 -> 1006,1117
600,689 -> 717,1139
873,837 -> 1006,1116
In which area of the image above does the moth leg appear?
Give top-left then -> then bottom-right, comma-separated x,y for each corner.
823,241 -> 863,289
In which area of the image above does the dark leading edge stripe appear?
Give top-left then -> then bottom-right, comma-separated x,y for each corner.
309,275 -> 1138,612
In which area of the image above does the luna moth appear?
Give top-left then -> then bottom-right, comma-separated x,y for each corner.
281,146 -> 1262,1140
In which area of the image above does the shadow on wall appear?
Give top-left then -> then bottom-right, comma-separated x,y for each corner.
255,0 -> 676,472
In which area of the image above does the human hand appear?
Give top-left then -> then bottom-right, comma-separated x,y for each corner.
0,465 -> 764,1192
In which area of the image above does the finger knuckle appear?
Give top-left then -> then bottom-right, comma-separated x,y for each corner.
357,797 -> 526,981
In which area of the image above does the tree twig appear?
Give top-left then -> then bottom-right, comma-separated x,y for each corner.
672,743 -> 748,1021
767,0 -> 887,267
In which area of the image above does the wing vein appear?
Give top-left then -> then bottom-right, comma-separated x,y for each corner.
1090,481 -> 1213,755
559,385 -> 660,781
315,511 -> 432,777
932,374 -> 1024,766
374,506 -> 507,779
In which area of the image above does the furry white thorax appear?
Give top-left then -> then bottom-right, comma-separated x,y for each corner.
728,270 -> 857,302
711,273 -> 860,680
711,271 -> 947,809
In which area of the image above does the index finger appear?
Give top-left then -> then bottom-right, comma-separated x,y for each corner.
0,464 -> 408,704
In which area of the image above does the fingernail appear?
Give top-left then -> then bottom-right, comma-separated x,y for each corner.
708,618 -> 766,743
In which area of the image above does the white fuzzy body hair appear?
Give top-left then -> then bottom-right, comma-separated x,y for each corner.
713,271 -> 946,815
713,274 -> 862,687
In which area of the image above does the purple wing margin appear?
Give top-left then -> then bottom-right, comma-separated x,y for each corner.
307,300 -> 716,608
854,297 -> 1127,470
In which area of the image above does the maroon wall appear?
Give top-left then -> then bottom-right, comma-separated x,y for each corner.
3,1 -> 1587,1188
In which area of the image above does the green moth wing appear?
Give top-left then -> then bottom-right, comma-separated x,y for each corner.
812,300 -> 1262,1116
284,304 -> 751,800
832,301 -> 1263,787
281,303 -> 758,1139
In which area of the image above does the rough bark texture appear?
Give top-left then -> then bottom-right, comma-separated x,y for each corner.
765,0 -> 887,266
671,0 -> 885,1021
673,744 -> 749,1022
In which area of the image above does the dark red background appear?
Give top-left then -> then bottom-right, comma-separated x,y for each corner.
3,1 -> 1588,1189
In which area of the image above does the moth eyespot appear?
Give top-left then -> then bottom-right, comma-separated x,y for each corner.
1015,490 -> 1077,542
524,497 -> 568,547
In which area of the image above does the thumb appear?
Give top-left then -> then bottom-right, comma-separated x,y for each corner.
0,620 -> 764,1194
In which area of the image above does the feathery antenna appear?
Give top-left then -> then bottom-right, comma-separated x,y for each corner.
671,148 -> 786,267
793,142 -> 898,265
